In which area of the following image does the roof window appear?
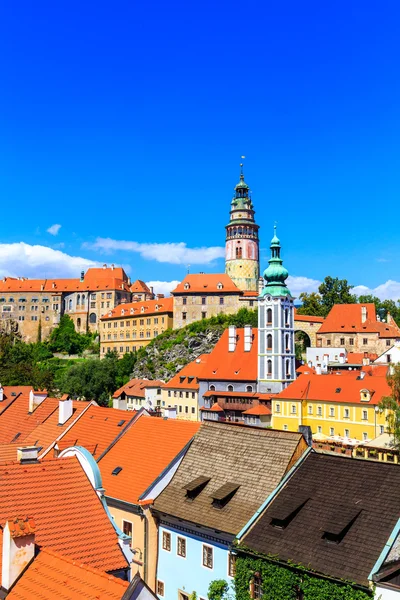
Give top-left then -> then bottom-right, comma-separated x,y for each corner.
180,376 -> 185,383
112,466 -> 123,476
117,420 -> 126,427
183,476 -> 210,500
335,388 -> 341,393
269,497 -> 309,529
211,482 -> 240,508
322,505 -> 361,544
184,283 -> 190,290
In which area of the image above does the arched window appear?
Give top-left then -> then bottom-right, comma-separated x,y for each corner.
267,360 -> 272,377
238,227 -> 242,235
68,299 -> 72,310
286,359 -> 291,379
209,385 -> 216,391
227,385 -> 234,392
267,308 -> 272,325
82,294 -> 85,306
89,313 -> 97,324
285,308 -> 289,325
246,385 -> 253,392
285,334 -> 290,351
236,246 -> 243,259
267,334 -> 272,351
77,294 -> 80,306
77,317 -> 81,329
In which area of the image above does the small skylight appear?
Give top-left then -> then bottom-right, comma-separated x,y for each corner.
211,482 -> 240,508
269,497 -> 309,530
183,476 -> 210,500
112,466 -> 123,476
117,420 -> 126,427
335,388 -> 341,393
322,506 -> 361,544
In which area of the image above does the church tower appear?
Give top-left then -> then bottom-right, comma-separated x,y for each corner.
258,227 -> 295,394
225,166 -> 260,291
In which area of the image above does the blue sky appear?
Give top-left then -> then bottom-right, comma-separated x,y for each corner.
1,0 -> 400,299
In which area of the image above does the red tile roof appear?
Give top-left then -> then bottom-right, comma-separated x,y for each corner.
318,303 -> 400,338
294,310 -> 325,324
46,404 -> 139,459
130,279 -> 152,294
0,387 -> 33,415
275,371 -> 391,405
112,378 -> 164,399
0,456 -> 127,575
242,404 -> 272,416
7,548 -> 129,600
98,415 -> 200,504
7,516 -> 36,538
346,352 -> 379,364
163,355 -> 208,390
0,267 -> 130,293
101,297 -> 173,320
172,273 -> 240,294
198,328 -> 258,381
296,364 -> 316,374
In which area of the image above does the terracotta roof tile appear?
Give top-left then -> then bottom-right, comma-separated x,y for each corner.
242,404 -> 272,415
294,309 -> 325,324
7,548 -> 129,600
0,387 -> 33,415
130,279 -> 152,294
112,378 -> 164,399
172,274 -> 240,294
318,303 -> 400,337
101,297 -> 173,320
163,355 -> 208,390
0,456 -> 127,575
99,415 -> 200,504
7,516 -> 36,538
198,328 -> 258,381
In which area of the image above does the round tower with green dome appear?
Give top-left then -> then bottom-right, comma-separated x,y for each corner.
258,227 -> 296,394
225,166 -> 260,291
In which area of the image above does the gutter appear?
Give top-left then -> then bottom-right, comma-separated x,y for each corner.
237,446 -> 312,540
369,517 -> 400,581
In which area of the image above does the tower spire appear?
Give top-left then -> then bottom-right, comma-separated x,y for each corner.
260,226 -> 291,297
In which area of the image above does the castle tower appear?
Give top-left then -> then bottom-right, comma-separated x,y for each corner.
225,166 -> 260,291
258,227 -> 296,394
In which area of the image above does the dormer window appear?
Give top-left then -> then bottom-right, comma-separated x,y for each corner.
130,308 -> 134,314
121,309 -> 125,316
217,282 -> 223,290
184,283 -> 190,290
322,506 -> 361,544
108,311 -> 112,317
211,482 -> 240,509
183,476 -> 210,500
360,389 -> 371,402
141,307 -> 145,313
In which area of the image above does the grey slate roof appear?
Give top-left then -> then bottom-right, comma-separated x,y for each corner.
242,452 -> 400,587
153,421 -> 305,534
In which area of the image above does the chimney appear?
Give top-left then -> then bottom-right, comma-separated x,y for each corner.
2,517 -> 36,591
58,395 -> 73,425
244,325 -> 253,352
28,390 -> 47,413
150,286 -> 154,295
103,264 -> 107,269
111,263 -> 115,270
0,384 -> 3,402
113,395 -> 127,411
362,351 -> 370,366
17,447 -> 39,464
360,370 -> 366,380
80,270 -> 85,282
361,306 -> 367,324
316,364 -> 322,375
52,281 -> 56,289
228,325 -> 237,352
339,353 -> 346,365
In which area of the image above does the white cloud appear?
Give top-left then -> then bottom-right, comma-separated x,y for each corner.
353,280 -> 400,301
0,242 -> 98,279
47,224 -> 62,236
84,238 -> 225,265
287,275 -> 321,297
146,280 -> 180,297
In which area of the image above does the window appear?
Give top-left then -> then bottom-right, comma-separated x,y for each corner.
340,338 -> 345,345
266,308 -> 272,325
183,297 -> 187,305
228,553 -> 236,577
227,385 -> 234,392
329,427 -> 334,436
106,292 -> 112,299
157,581 -> 164,597
380,425 -> 384,434
283,424 -> 288,431
267,359 -> 272,376
317,406 -> 322,416
177,536 -> 186,557
162,531 -> 171,551
291,405 -> 297,414
201,312 -> 207,319
329,407 -> 335,417
363,338 -> 368,345
182,312 -> 187,320
191,407 -> 195,414
31,316 -> 38,321
308,405 -> 312,415
202,544 -> 213,569
267,334 -> 272,350
122,520 -> 133,543
251,574 -> 263,599
275,403 -> 280,413
246,385 -> 253,392
363,432 -> 368,441
362,410 -> 368,420
387,339 -> 391,347
201,297 -> 206,305
327,340 -> 331,346
344,429 -> 350,437
317,426 -> 322,433
344,408 -> 349,418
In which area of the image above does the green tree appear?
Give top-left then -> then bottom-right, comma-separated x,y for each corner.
379,364 -> 400,449
358,295 -> 400,326
208,580 -> 230,600
297,277 -> 356,317
48,315 -> 93,355
58,354 -> 118,405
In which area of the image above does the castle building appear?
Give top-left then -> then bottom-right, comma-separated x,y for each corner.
258,228 -> 296,394
225,166 -> 260,292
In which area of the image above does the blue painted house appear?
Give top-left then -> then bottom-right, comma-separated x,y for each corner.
152,421 -> 308,600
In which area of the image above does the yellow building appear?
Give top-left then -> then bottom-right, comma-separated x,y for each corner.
272,368 -> 391,442
100,297 -> 173,357
161,354 -> 208,420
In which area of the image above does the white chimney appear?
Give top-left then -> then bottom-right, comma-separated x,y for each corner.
228,325 -> 237,352
339,353 -> 346,365
316,364 -> 322,375
28,390 -> 47,413
361,306 -> 367,324
2,517 -> 35,591
0,384 -> 3,402
17,447 -> 39,464
58,395 -> 73,425
244,325 -> 253,352
113,396 -> 127,411
360,371 -> 366,380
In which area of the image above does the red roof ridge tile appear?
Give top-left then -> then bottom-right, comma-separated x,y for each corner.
7,516 -> 36,538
